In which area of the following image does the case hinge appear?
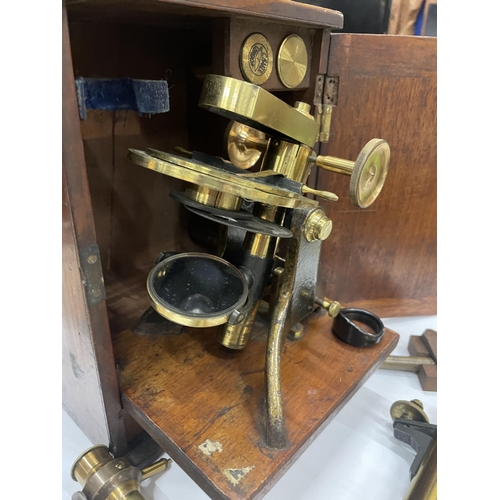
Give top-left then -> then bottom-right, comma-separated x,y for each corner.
314,75 -> 339,143
79,244 -> 106,306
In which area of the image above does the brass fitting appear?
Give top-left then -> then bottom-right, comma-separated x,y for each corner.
294,101 -> 312,116
304,209 -> 333,242
70,444 -> 171,500
390,399 -> 430,423
218,302 -> 260,350
314,296 -> 341,318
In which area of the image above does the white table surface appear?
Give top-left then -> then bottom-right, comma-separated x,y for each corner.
62,315 -> 437,500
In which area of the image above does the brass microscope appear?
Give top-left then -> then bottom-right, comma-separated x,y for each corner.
127,74 -> 390,448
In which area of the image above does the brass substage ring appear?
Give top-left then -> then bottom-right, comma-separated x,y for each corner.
277,34 -> 308,89
147,253 -> 249,328
240,33 -> 273,85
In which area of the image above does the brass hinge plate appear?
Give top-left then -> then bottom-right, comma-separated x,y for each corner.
79,244 -> 106,306
314,75 -> 339,143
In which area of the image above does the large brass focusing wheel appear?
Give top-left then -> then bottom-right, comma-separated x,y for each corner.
315,139 -> 390,208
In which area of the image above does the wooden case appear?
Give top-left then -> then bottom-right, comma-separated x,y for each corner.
63,1 -> 436,497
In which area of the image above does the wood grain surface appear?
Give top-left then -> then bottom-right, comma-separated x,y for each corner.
62,6 -> 127,454
70,22 -> 204,276
66,0 -> 344,29
316,34 -> 437,318
114,312 -> 398,499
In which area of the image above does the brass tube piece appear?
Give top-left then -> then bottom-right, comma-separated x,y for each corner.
262,139 -> 314,183
404,442 -> 437,500
71,445 -> 113,483
381,356 -> 436,373
215,192 -> 242,211
220,204 -> 284,350
243,205 -> 284,259
218,301 -> 260,349
185,185 -> 218,206
315,155 -> 355,175
141,458 -> 171,480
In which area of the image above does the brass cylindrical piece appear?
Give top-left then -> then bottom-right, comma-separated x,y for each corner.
218,301 -> 260,350
315,155 -> 355,175
381,356 -> 436,373
243,205 -> 284,259
221,204 -> 285,350
262,138 -> 313,183
141,458 -> 171,480
185,186 -> 242,212
71,445 -> 113,484
215,192 -> 242,211
185,185 -> 218,206
107,482 -> 143,500
294,101 -> 311,115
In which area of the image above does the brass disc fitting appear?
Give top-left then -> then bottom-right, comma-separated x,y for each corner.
70,444 -> 170,500
304,208 -> 332,242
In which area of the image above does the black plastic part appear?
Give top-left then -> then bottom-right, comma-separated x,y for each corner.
332,307 -> 385,347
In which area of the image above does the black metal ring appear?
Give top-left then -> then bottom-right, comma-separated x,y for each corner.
332,308 -> 385,347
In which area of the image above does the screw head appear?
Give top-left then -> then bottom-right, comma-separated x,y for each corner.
327,301 -> 341,318
114,461 -> 126,470
288,323 -> 305,341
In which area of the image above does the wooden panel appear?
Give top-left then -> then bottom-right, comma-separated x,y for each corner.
62,172 -> 110,446
62,6 -> 127,454
66,0 -> 344,29
317,34 -> 437,318
114,313 -> 398,499
70,22 -> 205,276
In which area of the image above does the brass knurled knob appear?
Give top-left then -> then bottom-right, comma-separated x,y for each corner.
304,209 -> 333,242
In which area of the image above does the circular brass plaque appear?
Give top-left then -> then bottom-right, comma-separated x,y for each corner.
277,34 -> 308,89
239,33 -> 273,85
350,139 -> 390,208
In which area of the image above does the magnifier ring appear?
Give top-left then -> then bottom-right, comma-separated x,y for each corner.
331,308 -> 384,347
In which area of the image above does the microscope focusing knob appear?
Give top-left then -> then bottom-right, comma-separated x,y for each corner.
314,138 -> 390,208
